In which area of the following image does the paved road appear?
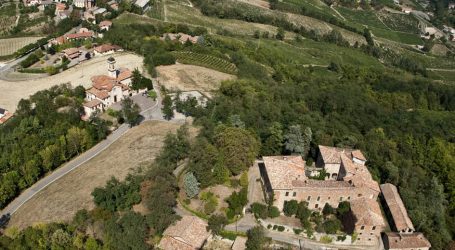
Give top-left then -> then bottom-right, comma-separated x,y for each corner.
0,87 -> 166,218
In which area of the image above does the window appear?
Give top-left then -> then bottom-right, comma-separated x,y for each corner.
361,226 -> 365,230
347,196 -> 351,200
285,192 -> 289,197
339,197 -> 343,201
359,233 -> 362,235
368,238 -> 371,241
293,192 -> 296,197
307,196 -> 311,201
328,197 -> 330,200
317,196 -> 320,201
315,204 -> 319,208
372,226 -> 376,230
358,194 -> 362,197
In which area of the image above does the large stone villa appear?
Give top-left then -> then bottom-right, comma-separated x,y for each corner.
259,145 -> 431,248
82,57 -> 144,118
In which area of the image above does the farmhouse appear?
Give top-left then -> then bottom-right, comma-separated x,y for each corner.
99,20 -> 112,31
83,57 -> 143,117
49,29 -> 95,45
0,108 -> 13,124
160,33 -> 201,44
134,0 -> 150,10
158,216 -> 211,250
62,48 -> 81,59
94,44 -> 122,56
260,146 -> 384,244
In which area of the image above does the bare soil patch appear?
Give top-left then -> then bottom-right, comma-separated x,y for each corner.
0,52 -> 144,112
8,121 -> 186,229
0,36 -> 44,57
156,64 -> 236,97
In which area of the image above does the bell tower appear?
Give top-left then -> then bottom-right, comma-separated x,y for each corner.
107,57 -> 117,78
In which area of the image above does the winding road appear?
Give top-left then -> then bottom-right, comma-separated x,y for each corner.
0,88 -> 164,219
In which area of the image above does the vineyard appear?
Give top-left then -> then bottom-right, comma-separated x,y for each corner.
0,36 -> 43,56
172,51 -> 238,75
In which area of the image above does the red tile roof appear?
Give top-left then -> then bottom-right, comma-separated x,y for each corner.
94,44 -> 122,53
350,197 -> 385,227
159,216 -> 210,250
380,183 -> 415,232
263,155 -> 306,190
384,232 -> 431,249
87,87 -> 109,99
83,99 -> 103,108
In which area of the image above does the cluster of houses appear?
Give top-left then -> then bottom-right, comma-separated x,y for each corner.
259,145 -> 431,249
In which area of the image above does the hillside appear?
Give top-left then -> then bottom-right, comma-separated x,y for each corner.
0,0 -> 455,249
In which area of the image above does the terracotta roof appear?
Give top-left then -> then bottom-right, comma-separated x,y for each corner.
350,197 -> 385,227
87,87 -> 109,99
263,156 -> 306,190
340,154 -> 380,193
352,150 -> 366,161
117,68 -> 132,81
319,145 -> 354,164
56,3 -> 66,10
232,236 -> 247,250
99,20 -> 112,27
94,44 -> 121,53
65,31 -> 94,40
83,99 -> 103,108
63,48 -> 80,55
380,183 -> 414,232
159,216 -> 210,250
91,75 -> 116,91
384,232 -> 431,249
292,179 -> 353,189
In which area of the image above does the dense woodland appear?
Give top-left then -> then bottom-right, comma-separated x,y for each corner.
0,84 -> 109,209
1,2 -> 455,248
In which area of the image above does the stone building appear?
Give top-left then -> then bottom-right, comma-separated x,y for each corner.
158,216 -> 211,250
260,146 -> 383,245
82,57 -> 136,118
380,183 -> 431,250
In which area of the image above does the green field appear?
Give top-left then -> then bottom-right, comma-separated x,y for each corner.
146,0 -> 165,20
172,51 -> 238,74
335,7 -> 423,44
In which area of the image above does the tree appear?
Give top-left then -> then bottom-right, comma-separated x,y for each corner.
284,125 -> 312,156
262,122 -> 284,155
323,218 -> 342,234
283,200 -> 299,216
121,97 -> 141,127
276,27 -> 285,40
162,95 -> 174,120
214,126 -> 260,175
66,127 -> 89,156
183,172 -> 200,198
207,214 -> 228,235
246,226 -> 268,250
363,28 -> 374,46
322,203 -> 335,217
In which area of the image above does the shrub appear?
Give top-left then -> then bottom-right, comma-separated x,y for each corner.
337,234 -> 347,241
320,235 -> 333,243
183,172 -> 200,198
277,226 -> 285,232
268,206 -> 280,218
251,202 -> 268,219
273,225 -> 278,230
293,228 -> 303,234
283,200 -> 298,216
267,224 -> 272,229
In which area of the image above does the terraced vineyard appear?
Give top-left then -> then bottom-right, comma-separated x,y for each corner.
172,51 -> 238,75
377,11 -> 421,34
0,36 -> 43,57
